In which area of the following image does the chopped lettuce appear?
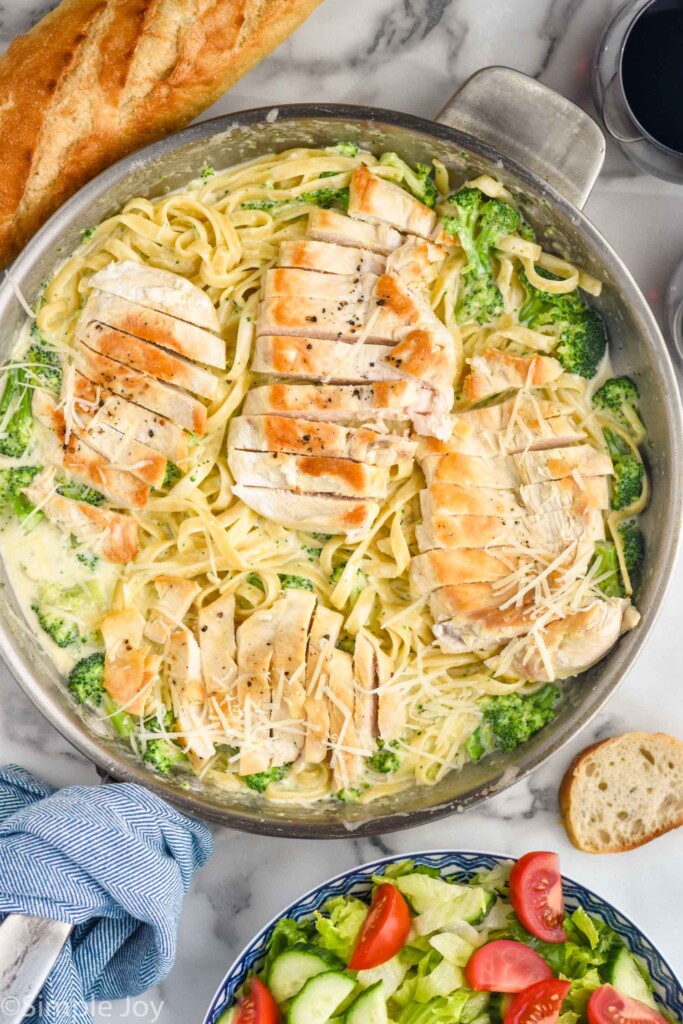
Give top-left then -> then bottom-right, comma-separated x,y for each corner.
314,894 -> 367,961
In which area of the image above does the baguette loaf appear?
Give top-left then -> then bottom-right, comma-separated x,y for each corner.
0,0 -> 324,268
560,732 -> 683,853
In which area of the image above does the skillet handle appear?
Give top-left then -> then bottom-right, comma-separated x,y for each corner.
435,66 -> 605,210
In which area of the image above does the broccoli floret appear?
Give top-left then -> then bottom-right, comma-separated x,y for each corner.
32,605 -> 80,648
142,712 -> 187,774
161,461 -> 181,489
519,220 -> 536,243
241,188 -> 349,212
102,694 -> 135,737
367,741 -> 401,774
593,376 -> 645,443
604,429 -> 644,511
246,573 -> 265,592
336,634 -> 355,655
442,189 -> 520,325
200,163 -> 215,180
618,519 -> 645,582
555,308 -> 607,378
56,479 -> 105,506
330,141 -> 359,158
0,368 -> 33,458
590,541 -> 624,598
31,582 -> 90,649
279,574 -> 314,592
465,685 -> 560,763
335,785 -> 368,803
379,153 -> 438,208
67,651 -> 105,705
312,532 -> 333,542
81,226 -> 97,243
27,340 -> 62,393
329,562 -> 365,601
303,545 -> 322,560
0,465 -> 41,519
518,267 -> 584,327
242,763 -> 291,793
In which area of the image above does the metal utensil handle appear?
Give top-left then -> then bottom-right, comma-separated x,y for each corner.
0,914 -> 73,1023
435,66 -> 606,210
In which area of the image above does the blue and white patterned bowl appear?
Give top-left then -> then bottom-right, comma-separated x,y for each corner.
204,851 -> 683,1024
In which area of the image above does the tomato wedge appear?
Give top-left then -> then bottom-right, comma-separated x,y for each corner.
587,986 -> 669,1024
509,852 -> 567,943
465,939 -> 554,992
235,977 -> 280,1024
505,979 -> 571,1024
348,882 -> 411,970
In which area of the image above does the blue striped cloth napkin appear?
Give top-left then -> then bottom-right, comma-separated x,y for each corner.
0,765 -> 213,1024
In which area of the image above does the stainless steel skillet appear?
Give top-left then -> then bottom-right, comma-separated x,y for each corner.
0,67 -> 680,837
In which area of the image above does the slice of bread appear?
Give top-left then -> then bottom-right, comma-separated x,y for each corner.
560,732 -> 683,853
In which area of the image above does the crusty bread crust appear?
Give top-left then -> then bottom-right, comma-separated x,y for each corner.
0,0 -> 324,267
560,732 -> 683,854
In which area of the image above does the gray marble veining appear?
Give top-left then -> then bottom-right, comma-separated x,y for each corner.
0,1 -> 681,1021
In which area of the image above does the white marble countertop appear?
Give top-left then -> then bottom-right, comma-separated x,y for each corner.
1,1 -> 682,1021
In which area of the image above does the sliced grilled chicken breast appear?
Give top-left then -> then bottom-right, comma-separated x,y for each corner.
229,415 -> 416,467
70,373 -> 189,463
102,609 -> 156,716
410,548 -> 522,598
198,591 -> 238,698
421,451 -> 521,489
385,238 -> 445,286
263,268 -> 378,302
348,166 -> 437,238
515,445 -> 613,484
78,414 -> 167,488
463,349 -> 564,403
430,581 -> 521,623
353,630 -> 379,753
252,335 -> 402,384
433,602 -> 540,654
370,632 -> 405,742
33,391 -> 151,509
270,589 -> 317,766
307,207 -> 403,254
88,260 -> 220,333
520,476 -> 610,515
144,576 -> 201,645
450,395 -> 572,433
235,603 -> 283,776
304,604 -> 343,764
505,599 -> 638,682
243,381 -> 433,421
421,483 -> 524,519
419,415 -> 586,458
25,467 -> 139,563
278,238 -> 386,276
83,291 -> 225,368
417,507 -> 604,552
327,648 -> 361,791
232,485 -> 380,540
257,295 -> 373,343
76,344 -> 207,434
79,320 -> 222,400
167,627 -> 215,761
229,449 -> 389,499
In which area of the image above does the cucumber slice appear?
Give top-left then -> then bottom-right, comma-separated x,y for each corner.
287,970 -> 356,1024
607,948 -> 657,1009
268,946 -> 343,1003
490,993 -> 514,1024
216,1009 -> 237,1024
345,981 -> 387,1024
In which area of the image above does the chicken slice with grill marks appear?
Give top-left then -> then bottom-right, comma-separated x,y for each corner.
228,449 -> 390,500
252,335 -> 402,384
385,238 -> 446,288
101,609 -> 157,717
503,599 -> 640,682
449,395 -> 572,433
78,319 -> 222,401
514,445 -> 613,485
353,630 -> 378,754
304,604 -> 343,764
232,485 -> 380,540
307,207 -> 403,255
144,576 -> 201,645
421,483 -> 524,520
410,548 -> 525,599
33,391 -> 151,509
270,590 -> 317,767
421,451 -> 521,490
417,415 -> 586,458
348,166 -> 437,239
77,412 -> 167,488
88,260 -> 220,333
197,591 -> 238,705
417,507 -> 605,553
463,349 -> 564,403
70,372 -> 189,463
82,290 -> 225,368
263,268 -> 379,303
228,416 -> 416,468
25,467 -> 139,564
76,344 -> 207,435
278,238 -> 386,276
433,603 -> 541,654
167,627 -> 216,761
520,476 -> 610,515
327,648 -> 362,792
235,603 -> 284,775
242,381 -> 433,422
257,295 -> 373,344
